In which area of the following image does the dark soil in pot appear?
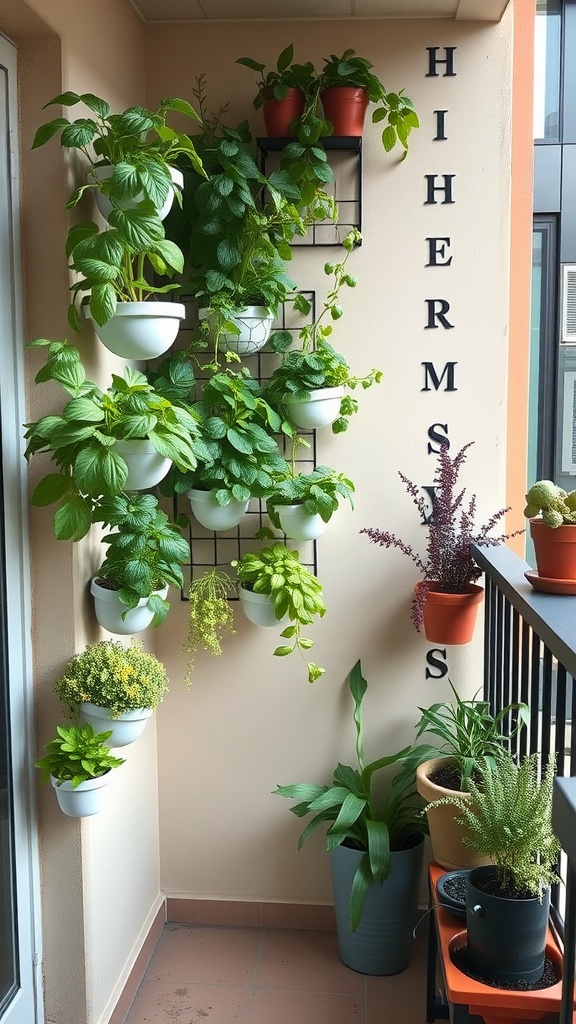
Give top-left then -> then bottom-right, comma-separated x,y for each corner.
451,947 -> 559,991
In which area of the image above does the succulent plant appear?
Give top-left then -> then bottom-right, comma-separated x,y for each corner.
524,480 -> 576,528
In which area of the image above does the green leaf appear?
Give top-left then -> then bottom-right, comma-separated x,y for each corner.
217,238 -> 240,271
32,118 -> 69,149
60,119 -> 98,148
74,446 -> 128,496
89,283 -> 117,327
277,43 -> 294,73
226,428 -> 253,454
62,396 -> 105,423
160,96 -> 202,122
382,125 -> 397,153
366,818 -> 390,881
53,495 -> 93,541
274,645 -> 294,657
80,93 -> 110,117
108,206 -> 164,249
349,854 -> 372,932
31,474 -> 72,507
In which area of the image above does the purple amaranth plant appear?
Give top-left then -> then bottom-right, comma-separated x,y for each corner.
360,442 -> 522,632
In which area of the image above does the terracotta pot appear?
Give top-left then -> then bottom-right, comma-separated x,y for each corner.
529,517 -> 576,580
416,756 -> 492,870
321,86 -> 369,136
416,582 -> 484,646
262,87 -> 305,137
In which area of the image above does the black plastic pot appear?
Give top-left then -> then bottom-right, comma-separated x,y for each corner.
466,865 -> 550,985
436,869 -> 470,918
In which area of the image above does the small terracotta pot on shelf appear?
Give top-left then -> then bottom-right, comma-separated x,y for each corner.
262,87 -> 305,137
321,86 -> 369,136
529,517 -> 576,581
416,581 -> 484,646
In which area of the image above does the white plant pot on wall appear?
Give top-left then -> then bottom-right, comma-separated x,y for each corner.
92,165 -> 183,222
286,386 -> 344,430
87,302 -> 185,360
199,306 -> 274,356
187,488 -> 249,531
91,578 -> 169,635
114,439 -> 172,490
275,504 -> 329,542
238,585 -> 289,628
79,702 -> 154,748
51,772 -> 111,817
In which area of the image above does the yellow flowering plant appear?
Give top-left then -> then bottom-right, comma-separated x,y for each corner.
182,568 -> 236,685
55,640 -> 169,718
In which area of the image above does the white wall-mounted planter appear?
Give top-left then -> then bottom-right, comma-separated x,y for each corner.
275,503 -> 329,542
79,702 -> 154,748
93,164 -> 183,223
51,772 -> 111,817
238,585 -> 289,628
113,438 -> 172,491
87,301 -> 185,360
285,386 -> 344,429
199,306 -> 274,356
187,488 -> 249,531
91,578 -> 169,635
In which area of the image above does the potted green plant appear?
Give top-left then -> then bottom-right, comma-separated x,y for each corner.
181,568 -> 236,684
427,749 -> 560,987
361,441 -> 522,645
236,43 -> 316,137
266,457 -> 355,541
32,91 -> 205,221
319,49 -> 419,153
184,370 -> 290,531
266,229 -> 382,432
55,639 -> 169,747
35,723 -> 125,817
24,339 -> 209,540
91,493 -> 189,633
232,543 -> 325,683
275,660 -> 427,974
524,480 -> 576,587
411,680 -> 528,869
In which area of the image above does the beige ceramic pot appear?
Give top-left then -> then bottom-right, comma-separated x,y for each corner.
416,755 -> 491,870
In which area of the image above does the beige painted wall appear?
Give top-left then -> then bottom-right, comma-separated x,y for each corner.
146,14 -> 514,905
2,2 -> 163,1023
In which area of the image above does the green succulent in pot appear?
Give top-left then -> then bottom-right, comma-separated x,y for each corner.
524,480 -> 576,527
232,543 -> 325,683
55,639 -> 169,719
23,339 -> 209,540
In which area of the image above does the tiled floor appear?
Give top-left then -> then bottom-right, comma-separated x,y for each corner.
124,919 -> 429,1024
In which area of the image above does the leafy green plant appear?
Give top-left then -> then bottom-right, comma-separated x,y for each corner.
174,369 -> 290,506
320,50 -> 419,155
412,679 -> 529,791
93,493 -> 190,627
232,543 -> 325,683
55,639 -> 169,718
524,480 -> 576,527
274,660 -> 427,929
267,230 -> 381,433
32,92 -> 205,211
23,339 -> 209,540
236,43 -> 316,108
36,723 -> 125,787
182,568 -> 236,684
266,461 -> 355,530
427,750 -> 560,898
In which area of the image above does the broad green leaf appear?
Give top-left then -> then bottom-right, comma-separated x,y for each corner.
32,118 -> 69,149
31,474 -> 72,507
80,93 -> 110,117
60,119 -> 98,148
226,428 -> 252,454
53,495 -> 93,541
89,283 -> 117,327
108,206 -> 164,249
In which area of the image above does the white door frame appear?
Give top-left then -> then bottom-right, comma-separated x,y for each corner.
0,31 -> 43,1024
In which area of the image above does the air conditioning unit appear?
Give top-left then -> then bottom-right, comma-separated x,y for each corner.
561,265 -> 576,345
561,371 -> 576,474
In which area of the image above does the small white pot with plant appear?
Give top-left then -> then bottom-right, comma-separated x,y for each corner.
35,723 -> 125,817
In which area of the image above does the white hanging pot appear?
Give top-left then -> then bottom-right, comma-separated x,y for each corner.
51,771 -> 111,817
198,306 -> 274,356
87,301 -> 185,360
113,438 -> 172,490
275,503 -> 329,541
187,488 -> 249,531
90,578 -> 169,635
79,703 -> 154,748
285,386 -> 344,430
238,585 -> 289,628
92,164 -> 183,222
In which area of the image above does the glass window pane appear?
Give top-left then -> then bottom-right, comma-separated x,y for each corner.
534,0 -> 562,141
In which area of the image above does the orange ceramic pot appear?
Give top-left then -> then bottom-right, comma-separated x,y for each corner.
416,582 -> 484,646
529,517 -> 576,580
262,87 -> 305,137
321,86 -> 369,136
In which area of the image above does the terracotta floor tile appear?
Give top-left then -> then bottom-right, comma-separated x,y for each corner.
249,989 -> 365,1024
146,924 -> 263,986
367,995 -> 426,1024
125,981 -> 251,1024
256,928 -> 365,994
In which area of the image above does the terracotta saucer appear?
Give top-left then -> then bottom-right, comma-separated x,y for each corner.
524,569 -> 576,596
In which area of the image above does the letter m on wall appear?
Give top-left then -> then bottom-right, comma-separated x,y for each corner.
421,362 -> 458,392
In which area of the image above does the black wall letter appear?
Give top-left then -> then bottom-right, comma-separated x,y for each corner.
425,299 -> 454,330
422,362 -> 458,392
420,485 -> 436,525
425,174 -> 455,205
426,237 -> 452,267
425,649 -> 449,679
433,110 -> 448,141
427,423 -> 449,454
426,47 -> 457,77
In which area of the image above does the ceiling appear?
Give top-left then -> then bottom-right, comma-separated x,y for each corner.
129,0 -> 512,23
